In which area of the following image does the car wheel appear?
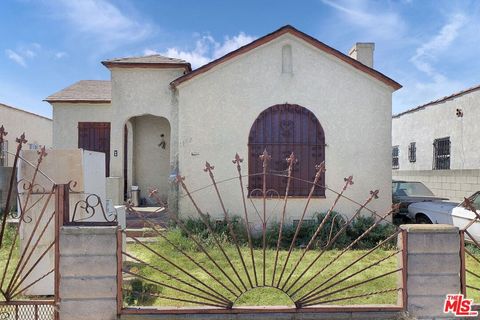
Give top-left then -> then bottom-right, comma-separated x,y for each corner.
416,214 -> 432,224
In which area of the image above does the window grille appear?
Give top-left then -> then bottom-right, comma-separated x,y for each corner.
433,137 -> 450,170
392,146 -> 399,169
248,104 -> 325,197
408,142 -> 416,163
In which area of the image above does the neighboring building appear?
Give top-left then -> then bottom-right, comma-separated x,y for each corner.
0,102 -> 52,209
46,25 -> 401,222
0,102 -> 52,166
392,84 -> 480,201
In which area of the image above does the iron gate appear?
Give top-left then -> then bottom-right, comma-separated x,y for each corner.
0,126 -> 58,320
460,197 -> 480,309
120,150 -> 407,315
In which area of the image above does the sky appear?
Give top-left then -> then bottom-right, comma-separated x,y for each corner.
1,0 -> 479,118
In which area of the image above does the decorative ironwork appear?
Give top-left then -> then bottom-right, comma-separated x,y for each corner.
460,197 -> 480,304
71,193 -> 117,224
122,150 -> 405,312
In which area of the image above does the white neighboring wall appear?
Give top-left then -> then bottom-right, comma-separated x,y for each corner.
0,103 -> 52,165
392,87 -> 480,171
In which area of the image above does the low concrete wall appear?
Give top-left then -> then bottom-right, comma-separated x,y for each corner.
401,224 -> 460,319
59,226 -> 119,320
393,169 -> 480,202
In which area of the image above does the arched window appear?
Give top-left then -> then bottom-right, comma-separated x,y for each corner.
248,104 -> 325,197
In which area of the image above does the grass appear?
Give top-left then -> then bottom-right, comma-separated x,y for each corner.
123,229 -> 402,308
0,224 -> 19,301
465,243 -> 480,303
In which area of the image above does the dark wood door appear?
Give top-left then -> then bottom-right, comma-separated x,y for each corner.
78,122 -> 111,176
248,104 -> 325,196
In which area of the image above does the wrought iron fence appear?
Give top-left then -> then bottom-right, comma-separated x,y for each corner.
121,151 -> 406,314
0,127 -> 57,320
460,198 -> 480,306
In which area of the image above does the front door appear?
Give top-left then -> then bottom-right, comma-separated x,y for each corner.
78,122 -> 111,176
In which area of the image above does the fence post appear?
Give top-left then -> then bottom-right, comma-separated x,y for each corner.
54,184 -> 69,320
401,224 -> 461,318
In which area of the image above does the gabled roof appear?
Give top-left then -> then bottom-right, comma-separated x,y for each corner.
171,25 -> 402,90
393,84 -> 480,118
45,80 -> 111,103
102,54 -> 192,71
0,102 -> 52,121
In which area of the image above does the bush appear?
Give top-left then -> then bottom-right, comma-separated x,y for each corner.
123,278 -> 162,306
172,212 -> 398,250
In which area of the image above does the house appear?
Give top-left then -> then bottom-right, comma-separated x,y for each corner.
392,84 -> 480,202
46,25 -> 401,223
0,102 -> 52,208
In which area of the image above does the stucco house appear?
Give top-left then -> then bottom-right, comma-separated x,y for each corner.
46,25 -> 401,223
392,84 -> 480,201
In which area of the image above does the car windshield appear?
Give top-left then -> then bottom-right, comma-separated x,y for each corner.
393,182 -> 435,197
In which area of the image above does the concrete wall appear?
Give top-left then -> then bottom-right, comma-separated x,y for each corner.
392,89 -> 480,171
393,169 -> 480,202
0,103 -> 52,166
175,33 -> 394,222
400,224 -> 461,319
59,226 -> 118,320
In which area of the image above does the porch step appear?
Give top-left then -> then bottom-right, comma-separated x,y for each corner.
126,206 -> 170,228
125,227 -> 161,238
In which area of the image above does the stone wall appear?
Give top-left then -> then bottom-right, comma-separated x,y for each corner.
59,226 -> 119,320
393,169 -> 480,202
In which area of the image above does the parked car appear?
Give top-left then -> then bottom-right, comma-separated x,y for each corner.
392,180 -> 447,222
408,191 -> 480,242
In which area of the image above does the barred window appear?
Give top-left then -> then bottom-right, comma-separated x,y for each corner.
0,140 -> 7,167
392,146 -> 399,170
248,104 -> 325,197
408,142 -> 416,163
433,137 -> 450,170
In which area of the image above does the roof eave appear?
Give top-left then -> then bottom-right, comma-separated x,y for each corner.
102,61 -> 192,72
170,25 -> 401,91
44,99 -> 111,104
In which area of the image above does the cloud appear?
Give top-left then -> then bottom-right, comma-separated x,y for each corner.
410,13 -> 467,81
55,52 -> 67,59
321,0 -> 407,39
5,49 -> 27,67
145,32 -> 256,69
49,0 -> 153,51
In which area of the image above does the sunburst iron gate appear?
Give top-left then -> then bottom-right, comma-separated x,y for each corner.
0,126 -> 58,320
120,150 -> 408,315
460,197 -> 480,309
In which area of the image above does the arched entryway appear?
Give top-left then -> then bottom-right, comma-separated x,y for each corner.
124,114 -> 171,205
248,104 -> 325,196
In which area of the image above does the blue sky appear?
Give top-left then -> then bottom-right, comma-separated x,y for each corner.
1,0 -> 479,118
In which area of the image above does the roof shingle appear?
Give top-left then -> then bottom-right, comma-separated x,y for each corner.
45,80 -> 111,103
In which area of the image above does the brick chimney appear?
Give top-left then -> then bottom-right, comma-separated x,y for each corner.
348,43 -> 375,68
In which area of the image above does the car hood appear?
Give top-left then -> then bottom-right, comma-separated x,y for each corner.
408,201 -> 459,212
395,195 -> 449,202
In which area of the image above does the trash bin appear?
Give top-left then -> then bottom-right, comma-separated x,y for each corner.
131,186 -> 140,207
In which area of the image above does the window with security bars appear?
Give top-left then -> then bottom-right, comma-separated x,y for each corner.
408,142 -> 416,163
392,146 -> 399,169
248,104 -> 325,197
433,137 -> 450,170
0,140 -> 7,166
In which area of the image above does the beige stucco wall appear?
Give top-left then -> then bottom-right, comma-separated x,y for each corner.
52,102 -> 112,149
392,89 -> 480,171
175,33 -> 394,223
0,104 -> 52,165
131,115 -> 171,203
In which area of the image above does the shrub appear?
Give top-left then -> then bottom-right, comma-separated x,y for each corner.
347,215 -> 397,249
123,278 -> 162,306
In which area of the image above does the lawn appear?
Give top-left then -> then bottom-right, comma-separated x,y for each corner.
122,229 -> 402,308
465,243 -> 480,302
